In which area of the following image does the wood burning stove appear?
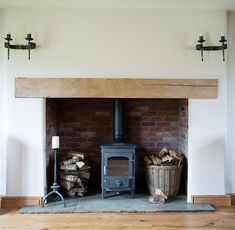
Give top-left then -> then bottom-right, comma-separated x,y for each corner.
101,143 -> 136,198
101,99 -> 136,198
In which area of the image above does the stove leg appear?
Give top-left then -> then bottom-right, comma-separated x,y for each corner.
130,189 -> 134,197
102,190 -> 106,198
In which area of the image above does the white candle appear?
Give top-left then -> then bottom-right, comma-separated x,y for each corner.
52,136 -> 59,149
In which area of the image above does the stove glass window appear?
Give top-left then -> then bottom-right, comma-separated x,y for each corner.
107,157 -> 129,176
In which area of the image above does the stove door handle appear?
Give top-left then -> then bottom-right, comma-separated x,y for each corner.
104,166 -> 107,175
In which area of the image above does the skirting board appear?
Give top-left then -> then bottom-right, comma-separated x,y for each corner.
191,195 -> 231,207
231,194 -> 235,205
0,196 -> 42,208
1,195 -> 232,208
0,196 -> 3,208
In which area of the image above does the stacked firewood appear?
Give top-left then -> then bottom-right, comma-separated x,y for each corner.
60,151 -> 91,197
144,147 -> 183,166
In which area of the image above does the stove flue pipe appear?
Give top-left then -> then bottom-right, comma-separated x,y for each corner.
113,99 -> 123,143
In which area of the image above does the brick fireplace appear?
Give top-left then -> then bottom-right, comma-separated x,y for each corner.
46,98 -> 188,195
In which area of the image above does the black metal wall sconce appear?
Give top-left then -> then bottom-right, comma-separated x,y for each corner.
196,35 -> 227,62
4,33 -> 36,60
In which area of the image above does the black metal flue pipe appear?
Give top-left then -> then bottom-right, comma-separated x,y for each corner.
113,99 -> 123,143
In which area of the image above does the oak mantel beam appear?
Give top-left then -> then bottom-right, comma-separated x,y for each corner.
15,78 -> 218,99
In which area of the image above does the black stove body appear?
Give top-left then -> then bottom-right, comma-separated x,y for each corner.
101,99 -> 136,198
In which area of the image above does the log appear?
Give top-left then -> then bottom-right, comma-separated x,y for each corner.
77,192 -> 84,197
149,195 -> 165,204
166,155 -> 173,162
61,180 -> 75,191
169,150 -> 177,157
155,189 -> 168,200
63,158 -> 78,165
80,171 -> 90,180
76,178 -> 84,187
144,156 -> 152,165
70,187 -> 86,193
80,165 -> 91,171
158,147 -> 168,158
67,190 -> 76,198
61,170 -> 80,176
61,174 -> 78,182
149,155 -> 160,165
70,152 -> 85,160
161,156 -> 169,163
76,161 -> 85,169
60,164 -> 78,171
174,155 -> 184,166
154,156 -> 162,165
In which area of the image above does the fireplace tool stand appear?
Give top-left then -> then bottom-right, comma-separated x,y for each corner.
42,149 -> 66,208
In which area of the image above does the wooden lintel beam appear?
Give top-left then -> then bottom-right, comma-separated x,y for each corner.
15,78 -> 218,99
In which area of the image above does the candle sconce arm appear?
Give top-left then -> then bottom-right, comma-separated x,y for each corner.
195,35 -> 227,61
4,33 -> 36,60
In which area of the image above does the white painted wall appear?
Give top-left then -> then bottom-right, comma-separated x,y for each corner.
0,8 -> 227,200
227,12 -> 235,193
0,10 -> 6,195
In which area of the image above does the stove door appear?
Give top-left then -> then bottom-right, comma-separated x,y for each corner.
103,156 -> 131,190
107,157 -> 129,176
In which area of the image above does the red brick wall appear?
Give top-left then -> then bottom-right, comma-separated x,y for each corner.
46,98 -> 188,193
178,100 -> 188,156
124,99 -> 181,152
178,100 -> 188,194
124,99 -> 188,190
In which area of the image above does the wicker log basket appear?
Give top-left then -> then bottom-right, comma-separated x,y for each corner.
146,165 -> 182,197
145,148 -> 184,197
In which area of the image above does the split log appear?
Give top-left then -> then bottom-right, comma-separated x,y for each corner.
80,171 -> 91,180
149,155 -> 161,166
63,158 -> 78,165
166,155 -> 173,163
60,164 -> 78,171
174,155 -> 184,166
70,152 -> 84,160
158,147 -> 168,158
169,150 -> 177,157
68,190 -> 76,198
149,189 -> 168,204
61,174 -> 78,182
144,156 -> 152,165
154,156 -> 162,165
80,165 -> 91,171
149,195 -> 165,204
61,180 -> 75,191
70,187 -> 86,193
161,156 -> 169,163
76,177 -> 84,187
155,189 -> 168,200
77,192 -> 84,197
76,161 -> 85,169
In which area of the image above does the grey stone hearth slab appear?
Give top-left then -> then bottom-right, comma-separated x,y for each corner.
18,194 -> 214,214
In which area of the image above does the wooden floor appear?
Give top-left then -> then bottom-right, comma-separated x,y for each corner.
1,206 -> 235,230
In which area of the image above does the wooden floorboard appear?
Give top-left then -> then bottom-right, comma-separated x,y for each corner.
1,207 -> 235,230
